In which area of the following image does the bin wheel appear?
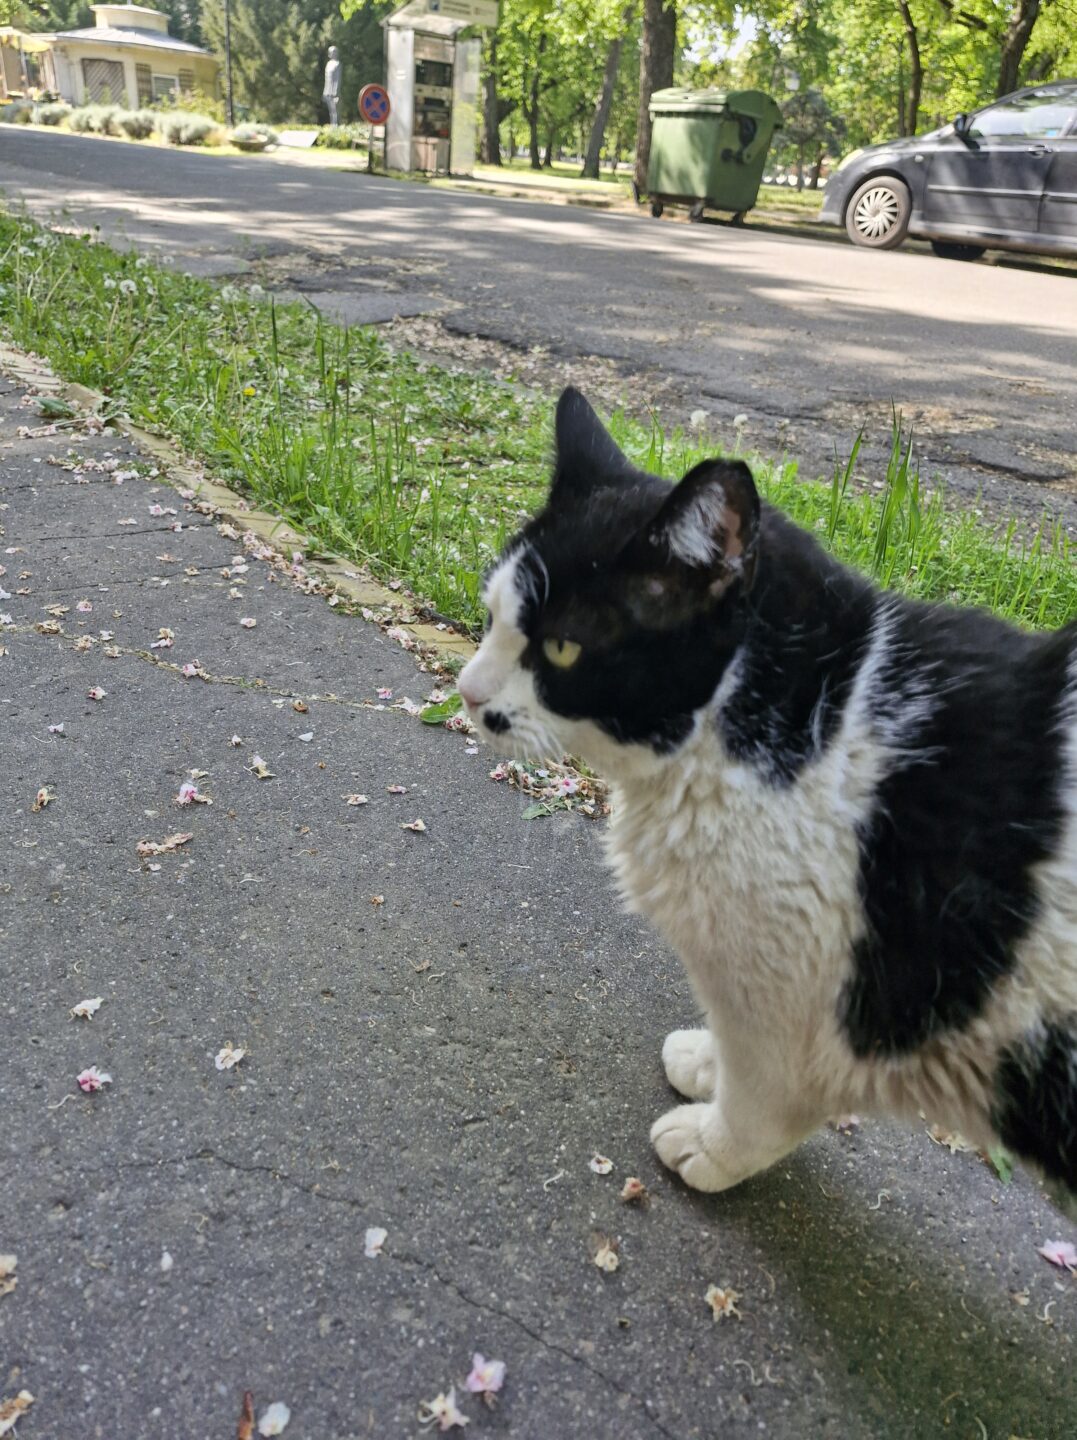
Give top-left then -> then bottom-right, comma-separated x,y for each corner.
689,201 -> 705,223
650,200 -> 664,218
730,211 -> 745,226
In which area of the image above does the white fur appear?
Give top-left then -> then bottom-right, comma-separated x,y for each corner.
463,567 -> 1077,1193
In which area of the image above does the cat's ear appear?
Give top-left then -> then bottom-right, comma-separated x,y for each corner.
551,387 -> 633,501
634,459 -> 760,592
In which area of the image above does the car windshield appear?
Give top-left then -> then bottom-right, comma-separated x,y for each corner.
968,87 -> 1077,140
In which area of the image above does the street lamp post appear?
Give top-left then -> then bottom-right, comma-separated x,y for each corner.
224,0 -> 235,127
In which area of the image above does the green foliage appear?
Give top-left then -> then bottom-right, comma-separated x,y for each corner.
201,0 -> 393,125
1,211 -> 1074,632
29,101 -> 71,125
314,121 -> 368,148
117,108 -> 156,139
689,0 -> 1077,155
67,103 -> 123,134
156,110 -> 221,144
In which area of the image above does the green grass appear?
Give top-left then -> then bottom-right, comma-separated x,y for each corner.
755,183 -> 825,214
0,210 -> 1073,633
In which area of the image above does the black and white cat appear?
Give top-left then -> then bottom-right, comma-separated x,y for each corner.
459,388 -> 1077,1208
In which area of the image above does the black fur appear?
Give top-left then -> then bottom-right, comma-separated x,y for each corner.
843,610 -> 1072,1056
993,1019 -> 1077,1192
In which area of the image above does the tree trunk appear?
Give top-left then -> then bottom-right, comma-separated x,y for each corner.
634,0 -> 676,193
481,33 -> 501,165
997,0 -> 1040,97
525,34 -> 546,170
896,1 -> 922,135
582,10 -> 630,179
543,124 -> 557,167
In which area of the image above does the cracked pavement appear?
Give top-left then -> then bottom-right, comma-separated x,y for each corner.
1,372 -> 1075,1439
1,125 -> 1076,538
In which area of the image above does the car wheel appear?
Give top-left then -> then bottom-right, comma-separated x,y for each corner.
845,177 -> 911,249
930,240 -> 986,261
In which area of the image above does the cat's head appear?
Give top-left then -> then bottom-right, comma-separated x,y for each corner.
458,388 -> 760,768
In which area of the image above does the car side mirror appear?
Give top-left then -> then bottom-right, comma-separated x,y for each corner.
953,112 -> 971,139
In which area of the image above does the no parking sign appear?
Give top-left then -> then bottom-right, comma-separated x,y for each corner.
358,84 -> 392,125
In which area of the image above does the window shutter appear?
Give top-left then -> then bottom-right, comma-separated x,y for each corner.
178,69 -> 194,94
136,63 -> 152,105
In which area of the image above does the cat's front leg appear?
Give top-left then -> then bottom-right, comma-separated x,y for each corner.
652,1029 -> 821,1193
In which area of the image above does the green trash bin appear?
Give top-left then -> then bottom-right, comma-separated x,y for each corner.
646,87 -> 783,222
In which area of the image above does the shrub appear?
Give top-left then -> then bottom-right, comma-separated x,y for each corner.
31,102 -> 72,126
156,111 -> 221,146
315,123 -> 367,150
1,101 -> 33,124
230,122 -> 277,151
68,104 -> 123,135
117,108 -> 156,139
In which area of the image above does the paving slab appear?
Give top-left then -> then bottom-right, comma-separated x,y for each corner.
1,371 -> 1074,1440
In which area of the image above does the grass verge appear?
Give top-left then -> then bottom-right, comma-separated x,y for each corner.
0,209 -> 1072,632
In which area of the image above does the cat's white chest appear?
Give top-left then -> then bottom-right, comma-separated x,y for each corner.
605,728 -> 874,1028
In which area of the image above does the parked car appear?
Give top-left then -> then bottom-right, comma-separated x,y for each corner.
820,80 -> 1077,259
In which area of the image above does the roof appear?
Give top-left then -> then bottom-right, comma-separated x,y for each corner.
52,24 -> 211,55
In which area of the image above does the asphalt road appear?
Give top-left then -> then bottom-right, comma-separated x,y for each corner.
2,360 -> 1075,1436
1,125 -> 1076,533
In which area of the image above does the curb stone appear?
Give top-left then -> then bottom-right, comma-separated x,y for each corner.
0,341 -> 477,670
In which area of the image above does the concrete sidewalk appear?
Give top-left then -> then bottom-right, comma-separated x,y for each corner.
0,366 -> 1073,1440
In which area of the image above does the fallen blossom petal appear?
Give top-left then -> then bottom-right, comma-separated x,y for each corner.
87,686 -> 106,701
237,1392 -> 255,1440
150,627 -> 174,650
118,517 -> 138,527
75,599 -> 92,613
0,1254 -> 17,1299
387,784 -> 407,795
589,1153 -> 613,1175
160,1250 -> 173,1273
0,1391 -> 34,1436
230,735 -> 243,747
70,997 -> 103,1020
215,1044 -> 246,1072
297,731 -> 313,743
136,831 -> 193,858
344,794 -> 369,806
77,1066 -> 112,1093
418,1388 -> 468,1431
31,786 -> 55,812
292,699 -> 308,713
464,1354 -> 506,1397
48,722 -> 65,735
704,1284 -> 741,1321
180,661 -> 203,678
370,895 -> 385,906
364,1226 -> 387,1258
832,1114 -> 861,1133
175,781 -> 211,807
257,1401 -> 290,1436
377,687 -> 392,700
239,617 -> 257,629
1037,1239 -> 1077,1271
591,1232 -> 620,1272
401,818 -> 427,833
249,756 -> 275,780
620,1177 -> 649,1205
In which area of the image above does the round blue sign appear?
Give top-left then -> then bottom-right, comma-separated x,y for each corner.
359,84 -> 391,125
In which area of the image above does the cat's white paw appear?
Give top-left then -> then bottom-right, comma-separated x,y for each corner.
661,1028 -> 719,1100
650,1103 -> 736,1193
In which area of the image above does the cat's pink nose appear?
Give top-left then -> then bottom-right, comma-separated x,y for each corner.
458,678 -> 488,710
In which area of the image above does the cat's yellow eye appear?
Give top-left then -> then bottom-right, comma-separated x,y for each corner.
543,637 -> 582,670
